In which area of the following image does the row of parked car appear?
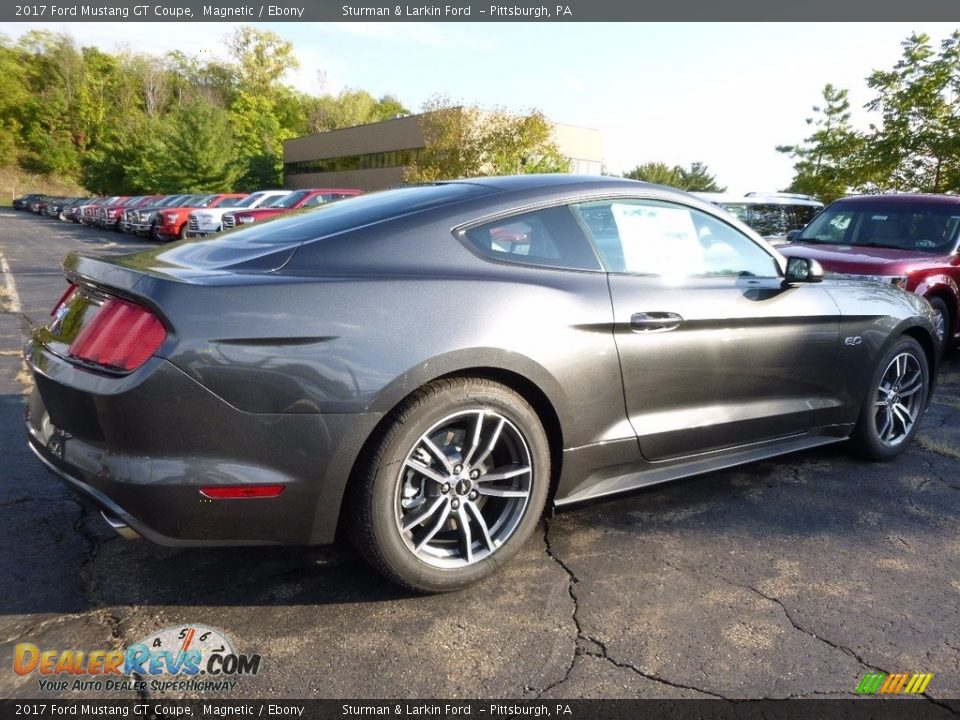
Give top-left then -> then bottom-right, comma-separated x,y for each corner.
11,188 -> 364,240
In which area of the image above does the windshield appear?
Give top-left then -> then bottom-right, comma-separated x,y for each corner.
274,190 -> 311,209
233,192 -> 269,208
215,196 -> 244,208
798,202 -> 960,251
260,194 -> 291,208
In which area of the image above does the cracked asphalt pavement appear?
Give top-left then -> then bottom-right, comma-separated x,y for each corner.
2,210 -> 959,702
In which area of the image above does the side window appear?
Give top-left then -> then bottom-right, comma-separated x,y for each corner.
792,204 -> 820,229
747,204 -> 789,236
463,206 -> 601,271
571,199 -> 780,278
302,194 -> 331,208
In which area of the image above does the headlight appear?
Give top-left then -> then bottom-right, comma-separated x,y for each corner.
237,216 -> 255,224
164,213 -> 179,224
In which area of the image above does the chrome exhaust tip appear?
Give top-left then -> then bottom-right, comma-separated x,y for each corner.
100,511 -> 141,540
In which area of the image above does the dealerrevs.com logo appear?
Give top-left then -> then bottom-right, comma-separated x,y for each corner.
13,625 -> 262,693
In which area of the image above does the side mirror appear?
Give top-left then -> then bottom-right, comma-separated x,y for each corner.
785,229 -> 802,243
784,256 -> 823,284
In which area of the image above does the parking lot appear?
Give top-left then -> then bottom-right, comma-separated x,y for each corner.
2,209 -> 960,702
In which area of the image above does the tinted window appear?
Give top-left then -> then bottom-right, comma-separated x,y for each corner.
463,206 -> 601,271
747,204 -> 791,236
572,199 -> 779,278
792,204 -> 820,228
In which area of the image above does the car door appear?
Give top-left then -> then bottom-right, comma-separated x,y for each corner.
571,196 -> 844,461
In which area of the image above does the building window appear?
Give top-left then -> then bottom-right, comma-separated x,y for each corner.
285,148 -> 420,176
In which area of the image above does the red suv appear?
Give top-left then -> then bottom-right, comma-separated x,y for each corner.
781,194 -> 960,351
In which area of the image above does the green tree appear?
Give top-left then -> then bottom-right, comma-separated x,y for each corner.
623,162 -> 680,186
226,27 -> 298,96
676,162 -> 726,192
162,98 -> 238,192
623,161 -> 725,191
779,32 -> 960,198
307,89 -> 409,132
404,97 -> 569,182
777,84 -> 863,201
226,27 -> 300,189
863,32 -> 960,193
0,38 -> 29,166
230,91 -> 288,189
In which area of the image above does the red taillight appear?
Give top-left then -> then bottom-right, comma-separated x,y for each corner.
200,485 -> 286,499
68,297 -> 166,371
50,283 -> 78,317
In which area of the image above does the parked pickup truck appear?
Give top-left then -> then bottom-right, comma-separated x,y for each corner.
221,188 -> 363,229
186,190 -> 292,237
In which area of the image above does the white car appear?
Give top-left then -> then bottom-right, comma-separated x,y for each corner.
187,190 -> 292,237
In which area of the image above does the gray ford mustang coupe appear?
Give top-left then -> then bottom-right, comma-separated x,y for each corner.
25,175 -> 939,592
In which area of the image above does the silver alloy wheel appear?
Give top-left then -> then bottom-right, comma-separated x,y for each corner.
394,409 -> 533,569
873,351 -> 924,446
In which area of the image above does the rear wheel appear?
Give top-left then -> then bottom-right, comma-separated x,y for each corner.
350,378 -> 550,593
849,336 -> 929,460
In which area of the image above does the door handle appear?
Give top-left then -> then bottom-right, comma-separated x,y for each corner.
630,312 -> 684,333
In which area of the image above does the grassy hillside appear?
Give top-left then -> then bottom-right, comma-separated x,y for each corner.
0,166 -> 88,207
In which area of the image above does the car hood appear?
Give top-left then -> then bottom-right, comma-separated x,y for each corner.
780,242 -> 953,274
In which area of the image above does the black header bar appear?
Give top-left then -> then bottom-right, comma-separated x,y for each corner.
4,0 -> 960,22
2,699 -> 960,720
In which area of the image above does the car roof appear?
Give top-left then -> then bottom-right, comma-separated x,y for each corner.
834,193 -> 960,206
436,174 -> 647,193
694,192 -> 823,207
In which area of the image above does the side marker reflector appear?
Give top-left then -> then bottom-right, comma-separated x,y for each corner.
200,485 -> 286,499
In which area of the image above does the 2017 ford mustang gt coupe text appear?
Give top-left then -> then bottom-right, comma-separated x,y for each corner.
25,175 -> 940,592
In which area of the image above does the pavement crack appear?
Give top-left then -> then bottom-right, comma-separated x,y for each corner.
538,520 -> 727,700
536,516 -> 581,697
660,557 -> 885,675
923,458 -> 960,491
0,497 -> 36,509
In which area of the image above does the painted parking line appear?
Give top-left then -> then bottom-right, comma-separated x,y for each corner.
0,252 -> 23,313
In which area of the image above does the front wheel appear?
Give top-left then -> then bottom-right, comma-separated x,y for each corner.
350,378 -> 550,593
928,296 -> 951,355
849,336 -> 930,460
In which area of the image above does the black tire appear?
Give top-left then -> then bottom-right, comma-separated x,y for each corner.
928,296 -> 951,356
349,378 -> 550,593
178,223 -> 188,240
849,336 -> 929,461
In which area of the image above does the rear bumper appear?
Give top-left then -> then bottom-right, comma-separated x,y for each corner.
25,342 -> 382,546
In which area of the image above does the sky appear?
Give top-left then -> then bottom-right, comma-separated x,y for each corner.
3,21 -> 959,193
